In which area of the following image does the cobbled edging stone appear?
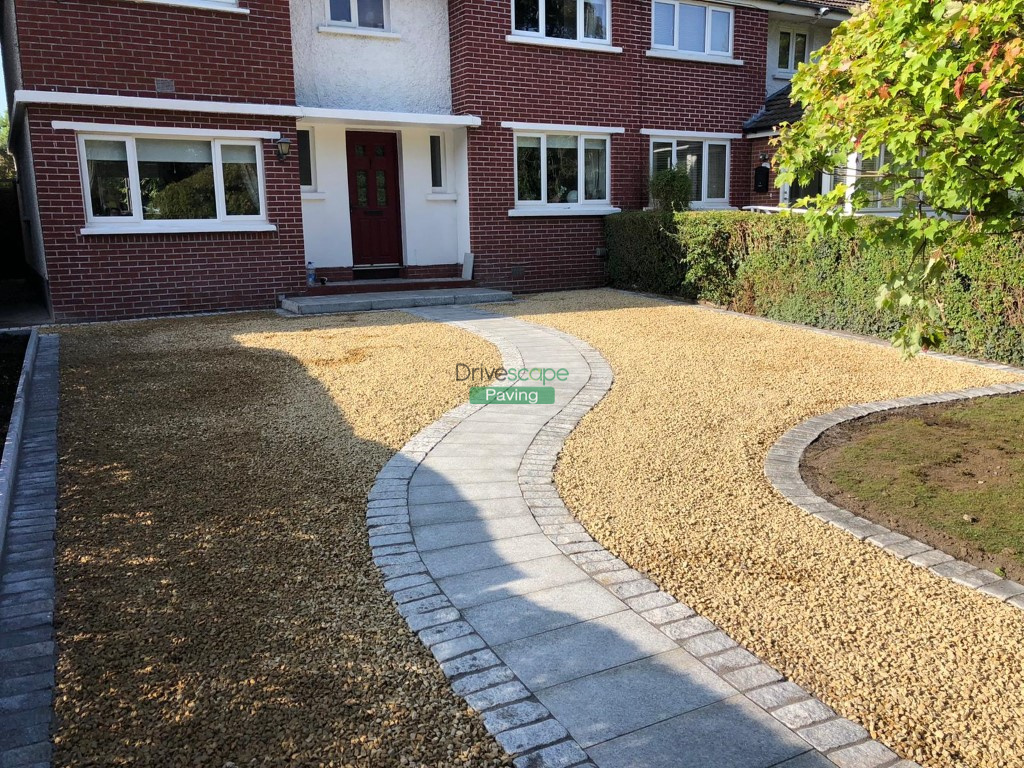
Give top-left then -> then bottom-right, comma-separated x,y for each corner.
766,382 -> 1024,614
0,330 -> 38,557
370,306 -> 914,768
0,333 -> 59,768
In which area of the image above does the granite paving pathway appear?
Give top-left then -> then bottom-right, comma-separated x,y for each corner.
370,306 -> 913,768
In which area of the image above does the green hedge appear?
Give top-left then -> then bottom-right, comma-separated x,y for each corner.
605,210 -> 1024,367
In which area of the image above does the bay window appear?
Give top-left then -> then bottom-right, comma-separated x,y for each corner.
514,0 -> 611,44
78,134 -> 267,230
514,132 -> 611,209
652,1 -> 732,57
651,137 -> 729,206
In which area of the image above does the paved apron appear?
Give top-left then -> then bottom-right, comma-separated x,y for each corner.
369,306 -> 913,768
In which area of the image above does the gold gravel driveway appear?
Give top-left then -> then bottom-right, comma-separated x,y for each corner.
488,289 -> 1024,768
54,311 -> 508,768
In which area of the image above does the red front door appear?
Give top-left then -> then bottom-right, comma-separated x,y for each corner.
346,131 -> 403,267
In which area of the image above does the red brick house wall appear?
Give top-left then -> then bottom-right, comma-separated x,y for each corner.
449,0 -> 768,293
28,107 -> 305,322
12,0 -> 294,103
748,136 -> 782,207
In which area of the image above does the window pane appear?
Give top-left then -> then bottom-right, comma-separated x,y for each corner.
430,135 -> 443,189
517,136 -> 542,201
678,141 -> 703,202
678,4 -> 706,52
515,0 -> 540,32
137,139 -> 215,220
584,138 -> 607,201
653,2 -> 675,46
652,141 -> 673,174
709,10 -> 730,53
357,0 -> 385,28
84,140 -> 132,218
222,144 -> 261,217
778,31 -> 791,69
356,170 -> 368,207
298,130 -> 313,188
583,0 -> 608,40
547,135 -> 578,203
329,0 -> 351,22
546,0 -> 576,39
794,32 -> 807,64
376,170 -> 387,205
707,143 -> 727,199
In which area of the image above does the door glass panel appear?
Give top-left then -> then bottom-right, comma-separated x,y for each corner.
707,144 -> 727,199
778,31 -> 792,68
136,138 -> 215,220
329,0 -> 352,22
546,0 -> 576,39
357,0 -> 385,28
678,4 -> 706,52
584,138 -> 607,201
356,170 -> 368,207
374,144 -> 385,157
84,139 -> 132,217
583,0 -> 607,40
515,0 -> 540,32
376,170 -> 387,206
709,10 -> 730,53
547,135 -> 578,203
355,144 -> 365,157
653,2 -> 675,46
678,141 -> 703,202
516,136 -> 542,201
221,144 -> 261,216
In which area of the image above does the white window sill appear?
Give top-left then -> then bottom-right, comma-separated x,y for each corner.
505,34 -> 622,54
426,192 -> 458,202
646,49 -> 743,66
80,221 -> 277,236
690,203 -> 735,210
773,72 -> 795,81
318,24 -> 401,40
508,206 -> 621,217
124,0 -> 249,14
302,191 -> 327,201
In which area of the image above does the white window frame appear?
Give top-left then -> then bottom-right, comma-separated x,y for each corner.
324,0 -> 391,31
513,131 -> 612,210
429,134 -> 447,193
857,145 -> 903,213
777,25 -> 810,72
648,136 -> 731,207
511,0 -> 612,45
298,128 -> 317,192
77,133 -> 269,230
651,0 -> 733,57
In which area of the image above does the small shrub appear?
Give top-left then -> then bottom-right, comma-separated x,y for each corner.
649,166 -> 691,214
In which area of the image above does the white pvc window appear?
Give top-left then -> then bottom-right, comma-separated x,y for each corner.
513,0 -> 611,44
650,137 -> 729,205
430,135 -> 446,191
859,145 -> 901,211
327,0 -> 388,29
298,129 -> 316,191
652,1 -> 732,56
778,27 -> 809,71
515,133 -> 610,207
78,134 -> 267,226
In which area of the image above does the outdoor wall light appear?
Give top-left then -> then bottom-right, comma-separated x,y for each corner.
275,137 -> 292,161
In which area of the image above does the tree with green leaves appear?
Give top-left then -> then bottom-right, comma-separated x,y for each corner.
775,0 -> 1024,355
0,112 -> 15,180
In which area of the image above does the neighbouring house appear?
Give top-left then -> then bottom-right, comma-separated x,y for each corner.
1,0 -> 852,322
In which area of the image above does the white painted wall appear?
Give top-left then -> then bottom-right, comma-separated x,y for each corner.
764,15 -> 839,96
299,122 -> 468,269
290,0 -> 453,113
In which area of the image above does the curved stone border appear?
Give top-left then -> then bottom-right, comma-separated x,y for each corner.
369,305 -> 914,768
766,382 -> 1024,611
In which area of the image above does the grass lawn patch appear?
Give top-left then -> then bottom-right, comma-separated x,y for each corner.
803,394 -> 1024,582
54,311 -> 508,767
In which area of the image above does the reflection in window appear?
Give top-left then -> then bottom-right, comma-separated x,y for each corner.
329,0 -> 385,28
514,133 -> 610,207
584,138 -> 607,200
650,138 -> 730,204
514,0 -> 610,42
84,140 -> 132,217
547,135 -> 579,203
222,144 -> 261,216
516,136 -> 543,202
137,139 -> 216,221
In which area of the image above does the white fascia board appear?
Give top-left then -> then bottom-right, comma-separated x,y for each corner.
52,121 -> 281,140
736,0 -> 850,18
640,129 -> 743,140
501,121 -> 626,134
743,129 -> 780,139
298,107 -> 481,128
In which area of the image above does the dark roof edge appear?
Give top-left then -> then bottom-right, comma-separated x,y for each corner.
772,0 -> 855,18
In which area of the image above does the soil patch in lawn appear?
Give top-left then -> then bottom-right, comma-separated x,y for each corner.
54,312 -> 507,767
0,332 -> 28,458
802,393 -> 1024,583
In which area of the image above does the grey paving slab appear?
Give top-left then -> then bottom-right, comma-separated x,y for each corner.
409,497 -> 533,526
536,648 -> 736,748
494,610 -> 677,690
438,554 -> 590,609
464,579 -> 627,646
414,516 -> 543,552
422,533 -> 561,579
